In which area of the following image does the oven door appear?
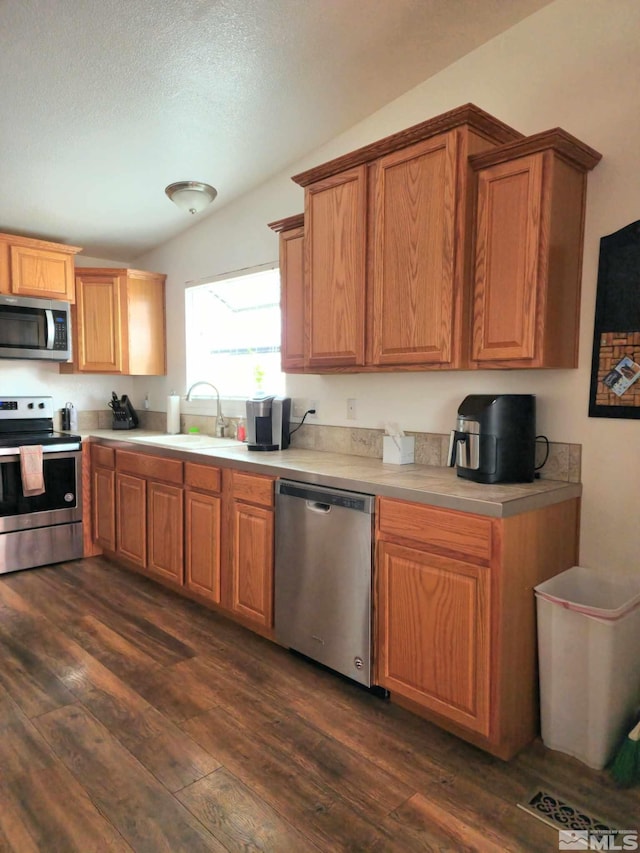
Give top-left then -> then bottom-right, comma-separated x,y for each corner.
0,450 -> 82,532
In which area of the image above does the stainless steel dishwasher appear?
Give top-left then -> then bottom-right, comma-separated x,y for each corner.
275,479 -> 375,686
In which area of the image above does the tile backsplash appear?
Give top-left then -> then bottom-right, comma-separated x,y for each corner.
75,410 -> 581,483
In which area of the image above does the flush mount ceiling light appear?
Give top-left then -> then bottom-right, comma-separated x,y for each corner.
165,181 -> 218,215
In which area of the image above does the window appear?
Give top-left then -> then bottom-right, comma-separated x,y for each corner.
185,266 -> 284,398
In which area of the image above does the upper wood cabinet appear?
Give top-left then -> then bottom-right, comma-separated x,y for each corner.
290,104 -> 522,371
0,232 -> 81,301
277,104 -> 602,373
304,166 -> 368,368
268,214 -> 305,371
63,267 -> 166,374
469,130 -> 602,368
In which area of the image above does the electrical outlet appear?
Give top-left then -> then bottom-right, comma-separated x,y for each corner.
308,400 -> 319,418
292,399 -> 307,419
347,398 -> 356,419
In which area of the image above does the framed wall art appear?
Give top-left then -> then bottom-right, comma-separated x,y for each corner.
589,219 -> 640,419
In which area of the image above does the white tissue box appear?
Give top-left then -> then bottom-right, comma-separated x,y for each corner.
383,435 -> 415,465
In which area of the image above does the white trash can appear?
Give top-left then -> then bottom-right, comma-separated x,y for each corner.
534,565 -> 640,769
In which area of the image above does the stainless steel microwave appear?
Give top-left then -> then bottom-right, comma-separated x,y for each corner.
0,294 -> 71,361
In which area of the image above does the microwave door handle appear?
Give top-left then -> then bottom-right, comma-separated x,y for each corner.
45,309 -> 55,350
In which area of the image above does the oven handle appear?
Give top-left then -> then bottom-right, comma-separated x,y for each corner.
0,448 -> 81,461
45,309 -> 55,350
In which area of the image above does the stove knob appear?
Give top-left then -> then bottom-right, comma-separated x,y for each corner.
27,402 -> 34,409
38,402 -> 45,409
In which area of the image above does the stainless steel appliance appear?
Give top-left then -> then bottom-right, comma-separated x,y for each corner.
275,479 -> 374,686
0,396 -> 83,574
0,294 -> 72,361
246,394 -> 291,451
448,394 -> 536,484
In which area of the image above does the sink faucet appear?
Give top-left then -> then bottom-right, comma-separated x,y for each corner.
185,381 -> 228,437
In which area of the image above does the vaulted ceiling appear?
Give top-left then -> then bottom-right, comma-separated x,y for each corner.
0,0 -> 552,260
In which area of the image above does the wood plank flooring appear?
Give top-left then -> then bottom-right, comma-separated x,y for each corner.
0,557 -> 637,852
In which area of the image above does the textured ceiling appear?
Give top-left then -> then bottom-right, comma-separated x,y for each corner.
0,0 -> 552,261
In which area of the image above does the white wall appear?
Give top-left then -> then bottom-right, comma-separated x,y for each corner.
135,0 -> 639,573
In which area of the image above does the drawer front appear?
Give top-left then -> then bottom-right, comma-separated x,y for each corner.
91,443 -> 115,469
184,462 -> 221,493
231,470 -> 274,507
116,449 -> 183,484
378,497 -> 492,562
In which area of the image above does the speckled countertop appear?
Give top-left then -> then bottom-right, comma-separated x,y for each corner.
85,429 -> 581,519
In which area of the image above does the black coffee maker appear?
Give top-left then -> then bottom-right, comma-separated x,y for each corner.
448,394 -> 536,484
246,395 -> 291,451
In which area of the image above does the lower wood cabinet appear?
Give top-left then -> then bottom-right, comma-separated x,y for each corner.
226,469 -> 275,631
377,540 -> 490,737
376,495 -> 580,758
148,480 -> 184,584
184,462 -> 222,603
116,472 -> 147,568
114,450 -> 183,581
91,444 -> 116,552
90,443 -> 274,632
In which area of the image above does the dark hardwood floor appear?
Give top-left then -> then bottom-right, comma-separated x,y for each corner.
0,557 -> 637,852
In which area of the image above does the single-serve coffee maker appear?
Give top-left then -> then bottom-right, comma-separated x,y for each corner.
246,395 -> 291,451
448,394 -> 536,484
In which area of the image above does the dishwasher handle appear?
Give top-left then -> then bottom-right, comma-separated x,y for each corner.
306,500 -> 331,513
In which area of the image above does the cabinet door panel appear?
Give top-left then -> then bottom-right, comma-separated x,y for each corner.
378,541 -> 490,736
231,502 -> 274,628
147,481 -> 183,584
280,225 -> 305,370
472,155 -> 543,363
370,133 -> 458,365
185,490 -> 221,602
126,273 -> 166,375
75,274 -> 123,372
92,467 -> 115,551
305,167 -> 367,366
116,473 -> 146,567
10,245 -> 75,300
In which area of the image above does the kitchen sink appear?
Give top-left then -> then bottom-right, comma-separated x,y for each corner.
136,434 -> 241,449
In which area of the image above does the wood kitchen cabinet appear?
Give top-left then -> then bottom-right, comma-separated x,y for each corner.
290,104 -> 522,371
148,481 -> 184,584
91,442 -> 274,634
62,268 -> 166,374
268,214 -> 305,370
376,495 -> 580,759
0,232 -> 81,301
116,472 -> 147,568
284,105 -> 602,373
114,449 -> 183,582
184,462 -> 222,603
469,130 -> 602,368
91,443 -> 116,552
225,469 -> 275,631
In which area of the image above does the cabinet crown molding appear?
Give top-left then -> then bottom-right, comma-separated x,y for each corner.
469,128 -> 602,172
0,231 -> 82,254
291,103 -> 523,187
267,214 -> 304,232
